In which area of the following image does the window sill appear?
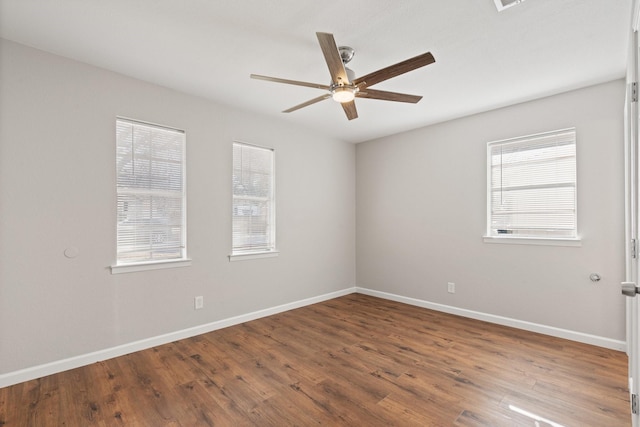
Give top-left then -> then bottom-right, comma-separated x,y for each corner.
228,250 -> 279,262
482,236 -> 582,247
110,259 -> 192,274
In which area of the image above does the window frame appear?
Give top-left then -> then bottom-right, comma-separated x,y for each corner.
483,128 -> 581,247
229,141 -> 278,261
111,117 -> 190,274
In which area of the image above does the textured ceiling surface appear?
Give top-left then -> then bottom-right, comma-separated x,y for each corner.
0,0 -> 632,143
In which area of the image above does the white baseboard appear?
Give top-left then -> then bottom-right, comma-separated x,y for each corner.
0,285 -> 626,388
0,287 -> 357,388
356,287 -> 627,352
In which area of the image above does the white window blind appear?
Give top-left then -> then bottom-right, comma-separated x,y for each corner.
116,118 -> 186,265
487,128 -> 577,239
232,142 -> 275,255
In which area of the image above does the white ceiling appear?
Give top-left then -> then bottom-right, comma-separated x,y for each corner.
0,0 -> 632,143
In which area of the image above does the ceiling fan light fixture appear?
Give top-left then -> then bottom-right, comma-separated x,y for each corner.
332,86 -> 356,103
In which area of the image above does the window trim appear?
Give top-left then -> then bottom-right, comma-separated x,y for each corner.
482,236 -> 581,247
110,259 -> 192,274
228,250 -> 280,262
111,117 -> 189,273
485,128 -> 580,244
230,140 -> 277,260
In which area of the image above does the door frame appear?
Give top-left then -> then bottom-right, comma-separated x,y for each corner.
626,3 -> 640,425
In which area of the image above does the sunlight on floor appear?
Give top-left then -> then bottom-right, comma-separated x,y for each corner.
509,405 -> 566,427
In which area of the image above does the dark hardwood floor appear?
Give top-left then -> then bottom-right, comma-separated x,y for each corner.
0,293 -> 630,426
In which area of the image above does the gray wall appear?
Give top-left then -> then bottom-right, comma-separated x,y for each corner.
0,39 -> 356,375
356,79 -> 626,341
0,37 -> 627,380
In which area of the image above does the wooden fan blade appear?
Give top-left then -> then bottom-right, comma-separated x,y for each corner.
357,88 -> 422,103
316,32 -> 350,85
353,52 -> 435,88
251,74 -> 330,90
283,94 -> 332,113
341,100 -> 358,120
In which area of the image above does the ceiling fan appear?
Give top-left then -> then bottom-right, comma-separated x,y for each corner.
250,32 -> 435,121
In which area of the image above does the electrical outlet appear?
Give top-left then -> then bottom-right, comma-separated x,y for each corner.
194,296 -> 204,310
447,282 -> 455,294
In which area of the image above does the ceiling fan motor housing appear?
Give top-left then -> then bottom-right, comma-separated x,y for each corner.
344,67 -> 356,83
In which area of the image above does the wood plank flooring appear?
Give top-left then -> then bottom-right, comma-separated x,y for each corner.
0,293 -> 630,426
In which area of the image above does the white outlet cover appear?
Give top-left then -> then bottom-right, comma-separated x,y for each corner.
195,296 -> 204,309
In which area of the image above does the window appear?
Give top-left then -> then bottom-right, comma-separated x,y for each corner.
486,128 -> 578,243
231,142 -> 276,259
113,118 -> 188,270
